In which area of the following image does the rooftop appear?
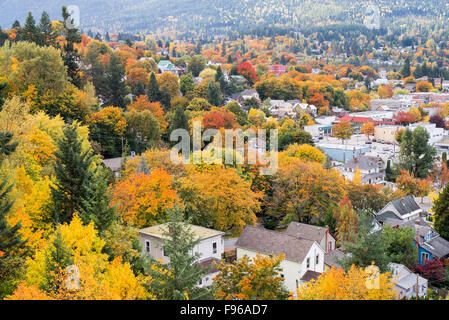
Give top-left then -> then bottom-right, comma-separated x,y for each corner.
139,223 -> 224,240
236,226 -> 316,263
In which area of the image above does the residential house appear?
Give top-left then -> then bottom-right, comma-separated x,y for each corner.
340,155 -> 385,184
236,226 -> 325,292
389,263 -> 428,299
269,64 -> 287,76
285,222 -> 337,253
383,217 -> 449,265
289,101 -> 317,117
374,196 -> 424,225
139,223 -> 225,288
237,89 -> 260,104
157,60 -> 185,76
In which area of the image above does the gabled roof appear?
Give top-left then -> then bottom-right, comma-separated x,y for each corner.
285,222 -> 329,243
390,196 -> 421,217
421,236 -> 449,258
102,157 -> 122,172
236,226 -> 317,263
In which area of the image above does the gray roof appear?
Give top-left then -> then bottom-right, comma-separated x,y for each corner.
102,157 -> 122,172
343,155 -> 380,171
236,226 -> 315,263
324,249 -> 345,268
390,196 -> 421,217
421,236 -> 449,258
285,222 -> 328,243
376,211 -> 399,224
396,273 -> 427,289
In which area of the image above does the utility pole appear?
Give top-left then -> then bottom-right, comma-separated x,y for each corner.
416,274 -> 419,300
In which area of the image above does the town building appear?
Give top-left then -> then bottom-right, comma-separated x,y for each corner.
236,225 -> 325,292
389,263 -> 428,299
339,155 -> 385,184
139,223 -> 224,288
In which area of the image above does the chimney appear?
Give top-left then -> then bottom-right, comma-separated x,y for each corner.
296,234 -> 301,240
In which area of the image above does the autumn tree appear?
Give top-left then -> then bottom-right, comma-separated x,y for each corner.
178,167 -> 261,236
283,143 -> 325,163
110,169 -> 178,228
237,61 -> 258,85
413,258 -> 446,284
8,214 -> 149,300
293,265 -> 397,300
206,81 -> 222,106
268,158 -> 346,224
332,120 -> 353,144
144,206 -> 211,300
213,254 -> 289,300
334,197 -> 358,243
180,73 -> 194,97
360,122 -> 375,140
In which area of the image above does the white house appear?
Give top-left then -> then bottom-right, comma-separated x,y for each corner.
236,225 -> 325,292
389,263 -> 428,299
139,223 -> 224,288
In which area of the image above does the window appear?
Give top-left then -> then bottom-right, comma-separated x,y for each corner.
306,258 -> 310,269
199,279 -> 202,285
163,247 -> 167,257
296,280 -> 299,288
316,254 -> 319,265
328,242 -> 332,251
213,242 -> 217,254
280,274 -> 284,279
145,240 -> 150,253
421,252 -> 430,262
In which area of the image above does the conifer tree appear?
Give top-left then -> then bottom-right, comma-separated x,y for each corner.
38,11 -> 53,46
434,183 -> 449,240
147,72 -> 161,102
180,72 -> 194,96
104,53 -> 128,108
80,166 -> 118,234
48,124 -> 95,225
22,12 -> 39,44
338,211 -> 391,273
0,131 -> 25,258
144,206 -> 211,300
61,6 -> 82,88
206,81 -> 222,106
170,105 -> 189,133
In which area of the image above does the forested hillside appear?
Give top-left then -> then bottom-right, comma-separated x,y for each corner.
1,0 -> 448,35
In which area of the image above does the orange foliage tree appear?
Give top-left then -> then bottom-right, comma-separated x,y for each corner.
110,169 -> 179,228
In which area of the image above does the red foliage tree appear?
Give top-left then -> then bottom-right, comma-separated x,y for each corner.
413,258 -> 446,283
202,111 -> 236,130
395,111 -> 416,126
237,61 -> 258,85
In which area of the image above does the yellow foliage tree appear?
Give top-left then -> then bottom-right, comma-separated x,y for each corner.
291,265 -> 397,300
283,143 -> 326,163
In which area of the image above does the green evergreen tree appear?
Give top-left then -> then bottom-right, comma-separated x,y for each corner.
61,6 -> 82,88
104,53 -> 128,108
170,105 -> 189,133
398,127 -> 436,179
401,56 -> 411,78
180,73 -> 194,96
434,183 -> 449,240
80,166 -> 118,235
206,81 -> 222,106
48,124 -> 95,226
338,211 -> 392,273
144,206 -> 211,300
381,225 -> 418,269
22,12 -> 39,44
147,72 -> 161,102
38,11 -> 53,46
